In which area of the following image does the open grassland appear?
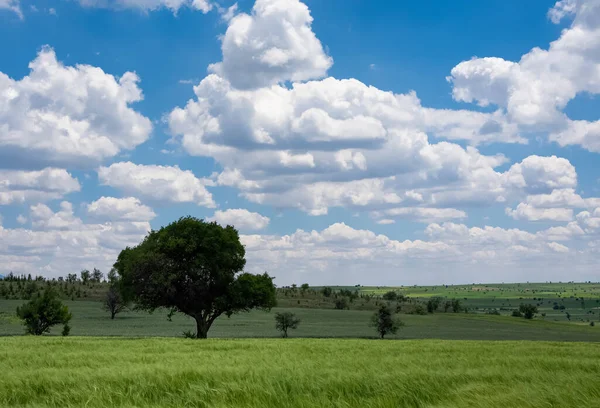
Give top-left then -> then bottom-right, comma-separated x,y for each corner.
1,300 -> 599,341
358,282 -> 600,299
1,337 -> 599,408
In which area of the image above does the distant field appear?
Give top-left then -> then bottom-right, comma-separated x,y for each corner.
1,337 -> 599,408
1,300 -> 599,341
358,282 -> 600,299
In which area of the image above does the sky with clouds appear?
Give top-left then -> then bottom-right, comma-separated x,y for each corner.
1,0 -> 599,285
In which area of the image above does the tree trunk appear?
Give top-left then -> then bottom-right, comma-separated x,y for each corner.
195,316 -> 212,339
111,311 -> 116,320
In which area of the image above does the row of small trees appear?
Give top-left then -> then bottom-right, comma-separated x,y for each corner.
274,305 -> 403,339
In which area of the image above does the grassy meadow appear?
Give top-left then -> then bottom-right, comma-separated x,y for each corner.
1,337 -> 599,408
1,300 -> 599,341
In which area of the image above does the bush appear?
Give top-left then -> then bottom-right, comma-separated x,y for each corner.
334,298 -> 349,310
275,312 -> 301,338
591,321 -> 595,327
512,309 -> 523,318
371,305 -> 404,339
182,330 -> 196,339
519,303 -> 538,319
486,309 -> 501,315
382,291 -> 398,301
426,297 -> 442,313
16,288 -> 72,335
321,287 -> 332,297
409,304 -> 427,315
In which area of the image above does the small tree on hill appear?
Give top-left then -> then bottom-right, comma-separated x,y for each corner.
321,287 -> 332,297
91,268 -> 104,283
16,288 -> 72,335
382,291 -> 398,301
519,303 -> 538,319
114,217 -> 277,339
371,305 -> 404,339
451,299 -> 462,313
80,270 -> 90,285
104,286 -> 128,319
300,283 -> 310,295
426,297 -> 442,313
334,298 -> 349,310
275,312 -> 301,338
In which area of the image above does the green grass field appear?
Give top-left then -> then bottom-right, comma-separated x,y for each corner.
2,300 -> 599,341
1,337 -> 599,407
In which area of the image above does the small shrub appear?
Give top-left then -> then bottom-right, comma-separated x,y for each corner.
61,324 -> 71,337
591,321 -> 595,327
512,309 -> 523,318
275,312 -> 301,338
334,298 -> 349,310
382,291 -> 398,301
182,330 -> 196,339
371,305 -> 404,339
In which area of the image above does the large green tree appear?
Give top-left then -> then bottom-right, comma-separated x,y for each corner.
114,216 -> 277,338
17,288 -> 72,335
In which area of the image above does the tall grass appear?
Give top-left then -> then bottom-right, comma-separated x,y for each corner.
1,337 -> 599,407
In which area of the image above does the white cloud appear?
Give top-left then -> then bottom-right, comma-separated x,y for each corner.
0,202 -> 150,277
31,202 -> 82,230
0,0 -> 21,18
77,0 -> 212,13
87,197 -> 156,222
0,168 -> 80,205
548,241 -> 570,253
0,47 -> 152,168
548,0 -> 577,23
97,162 -> 215,207
16,214 -> 27,224
505,203 -> 573,222
208,0 -> 332,89
238,221 -> 598,284
503,155 -> 577,193
372,207 -> 467,223
448,0 -> 600,151
208,208 -> 270,231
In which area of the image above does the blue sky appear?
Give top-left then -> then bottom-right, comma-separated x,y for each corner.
0,0 -> 599,285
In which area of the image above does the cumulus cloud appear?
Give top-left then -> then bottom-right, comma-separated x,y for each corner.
0,202 -> 150,277
0,47 -> 152,168
87,197 -> 156,222
0,168 -> 80,205
97,162 -> 215,207
208,0 -> 332,89
449,0 -> 600,151
239,221 -> 598,284
505,204 -> 573,222
208,208 -> 270,231
0,0 -> 21,17
371,207 -> 467,223
77,0 -> 213,13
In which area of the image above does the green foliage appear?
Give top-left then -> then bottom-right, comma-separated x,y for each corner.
80,270 -> 91,285
451,299 -> 462,313
409,303 -> 427,315
300,283 -> 309,293
274,312 -> 301,338
512,309 -> 523,318
321,287 -> 332,297
16,288 -> 72,335
426,297 -> 443,313
114,216 -> 276,338
371,305 -> 404,339
103,286 -> 128,319
519,303 -> 538,319
182,330 -> 196,339
382,291 -> 398,301
334,298 -> 349,310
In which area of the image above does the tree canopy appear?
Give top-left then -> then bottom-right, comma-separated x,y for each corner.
114,216 -> 277,338
16,288 -> 72,335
